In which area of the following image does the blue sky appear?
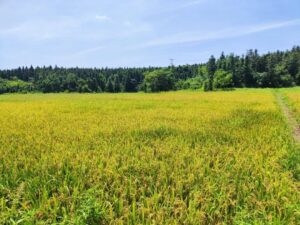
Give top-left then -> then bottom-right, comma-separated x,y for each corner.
0,0 -> 300,69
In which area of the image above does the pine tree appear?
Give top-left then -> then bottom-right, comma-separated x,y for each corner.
207,55 -> 217,91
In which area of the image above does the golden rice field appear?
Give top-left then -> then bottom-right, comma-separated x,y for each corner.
0,90 -> 299,224
282,87 -> 300,120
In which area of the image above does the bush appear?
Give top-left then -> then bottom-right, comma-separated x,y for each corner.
0,78 -> 33,93
175,76 -> 203,90
213,70 -> 233,89
143,69 -> 174,92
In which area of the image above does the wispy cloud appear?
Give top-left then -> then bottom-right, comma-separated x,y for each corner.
245,19 -> 300,33
95,14 -> 110,22
184,0 -> 207,7
143,19 -> 300,47
0,19 -> 82,40
72,46 -> 106,57
1,0 -> 300,68
159,0 -> 207,13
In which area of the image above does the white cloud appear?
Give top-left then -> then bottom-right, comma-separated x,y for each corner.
73,46 -> 106,57
123,20 -> 133,27
95,14 -> 110,22
184,0 -> 207,7
245,19 -> 300,34
0,20 -> 79,40
162,0 -> 207,13
143,19 -> 300,47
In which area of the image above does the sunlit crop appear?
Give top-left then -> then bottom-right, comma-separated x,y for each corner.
282,87 -> 300,119
0,90 -> 299,224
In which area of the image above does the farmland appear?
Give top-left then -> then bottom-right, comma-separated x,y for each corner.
0,89 -> 299,224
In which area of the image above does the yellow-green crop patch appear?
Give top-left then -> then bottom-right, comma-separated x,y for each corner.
282,87 -> 300,120
0,90 -> 299,224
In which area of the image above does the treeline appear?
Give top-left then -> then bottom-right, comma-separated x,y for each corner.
0,46 -> 300,93
0,67 -> 152,93
204,45 -> 300,90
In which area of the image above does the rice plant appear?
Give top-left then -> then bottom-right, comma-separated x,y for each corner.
0,90 -> 299,224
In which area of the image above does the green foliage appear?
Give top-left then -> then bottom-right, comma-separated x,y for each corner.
254,64 -> 295,88
0,46 -> 300,93
143,69 -> 174,92
207,55 -> 217,76
206,56 -> 217,91
0,78 -> 33,94
198,65 -> 208,77
175,76 -> 203,90
254,72 -> 270,87
213,70 -> 233,89
64,73 -> 77,91
295,70 -> 300,85
203,80 -> 210,92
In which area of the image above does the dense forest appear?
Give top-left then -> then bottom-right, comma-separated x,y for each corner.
1,46 -> 300,93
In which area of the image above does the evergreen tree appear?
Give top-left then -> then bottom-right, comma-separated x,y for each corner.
243,56 -> 255,87
207,55 -> 217,91
105,77 -> 114,93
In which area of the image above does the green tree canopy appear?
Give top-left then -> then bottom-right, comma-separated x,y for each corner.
143,69 -> 174,92
213,70 -> 233,89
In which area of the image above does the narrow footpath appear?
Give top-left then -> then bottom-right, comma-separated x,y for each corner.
275,92 -> 300,142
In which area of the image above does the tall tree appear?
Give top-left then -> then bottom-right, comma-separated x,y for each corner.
207,55 -> 217,91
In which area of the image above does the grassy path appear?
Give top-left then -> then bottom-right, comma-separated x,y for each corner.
275,90 -> 300,183
275,91 -> 300,142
